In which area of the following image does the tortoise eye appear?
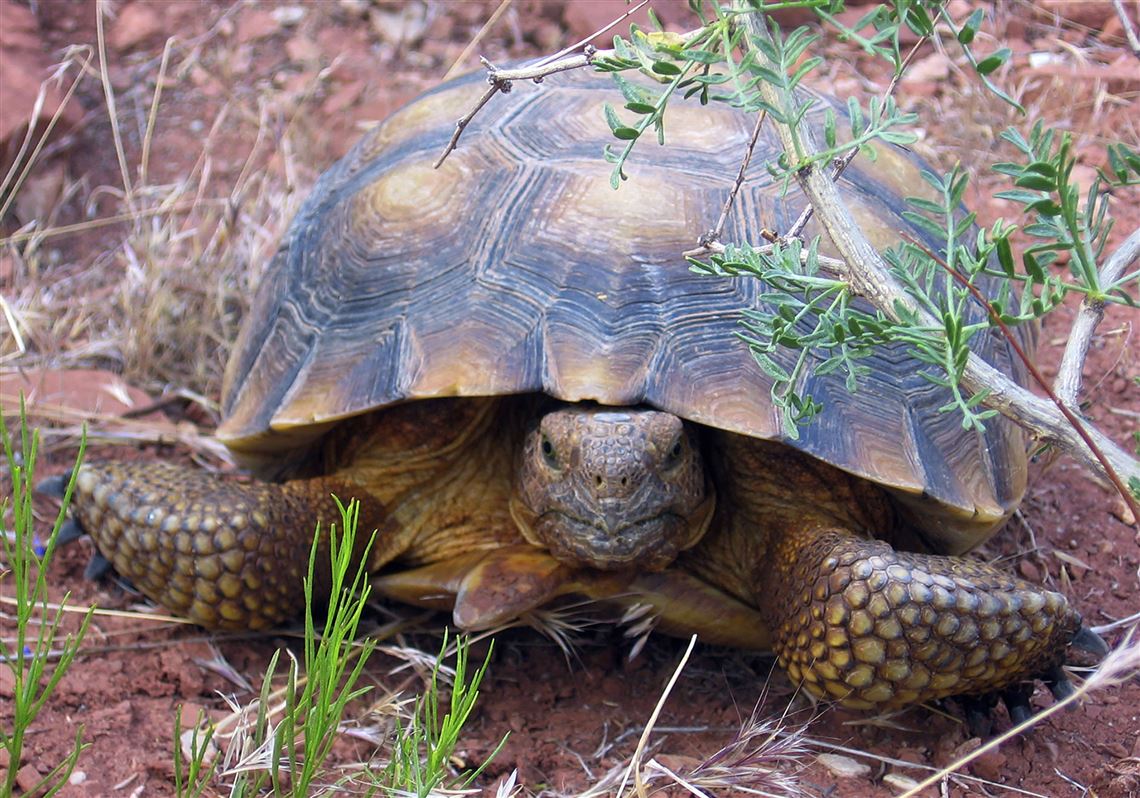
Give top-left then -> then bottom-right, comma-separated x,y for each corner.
666,437 -> 684,463
540,435 -> 558,467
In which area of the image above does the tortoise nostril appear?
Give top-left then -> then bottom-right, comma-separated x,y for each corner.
620,476 -> 628,487
595,475 -> 603,488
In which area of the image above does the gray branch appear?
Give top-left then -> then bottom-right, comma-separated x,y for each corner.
1055,226 -> 1140,412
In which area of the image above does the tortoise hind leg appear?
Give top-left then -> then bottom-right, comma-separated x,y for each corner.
60,461 -> 381,630
763,523 -> 1103,710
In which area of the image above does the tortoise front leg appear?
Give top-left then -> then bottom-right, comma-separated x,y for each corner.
763,523 -> 1103,709
49,462 -> 381,630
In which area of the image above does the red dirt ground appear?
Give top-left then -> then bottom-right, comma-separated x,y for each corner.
3,2 -> 1138,797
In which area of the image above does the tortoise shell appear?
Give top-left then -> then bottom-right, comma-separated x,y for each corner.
217,67 -> 1031,555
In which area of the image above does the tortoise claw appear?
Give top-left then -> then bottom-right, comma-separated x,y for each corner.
1000,684 -> 1034,727
84,550 -> 114,582
959,694 -> 996,737
56,519 -> 86,546
1070,625 -> 1109,659
1044,664 -> 1076,702
36,472 -> 71,497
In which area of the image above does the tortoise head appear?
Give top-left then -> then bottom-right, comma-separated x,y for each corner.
509,406 -> 715,572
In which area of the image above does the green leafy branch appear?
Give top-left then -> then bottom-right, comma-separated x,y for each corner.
693,238 -> 896,436
994,123 -> 1139,307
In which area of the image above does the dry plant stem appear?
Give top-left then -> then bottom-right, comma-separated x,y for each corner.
95,0 -> 135,212
434,49 -> 611,168
0,48 -> 93,221
442,0 -> 514,81
532,0 -> 652,69
740,11 -> 1140,493
906,234 -> 1140,527
1055,226 -> 1140,411
0,200 -> 220,247
784,35 -> 928,242
615,634 -> 698,798
1113,0 -> 1140,56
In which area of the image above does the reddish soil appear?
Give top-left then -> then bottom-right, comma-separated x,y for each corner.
3,2 -> 1138,797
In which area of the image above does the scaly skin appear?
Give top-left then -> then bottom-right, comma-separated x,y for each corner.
59,405 -> 1094,713
71,462 -> 380,629
763,524 -> 1081,709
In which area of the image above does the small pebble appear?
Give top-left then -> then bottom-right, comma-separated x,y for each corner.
271,6 -> 305,26
817,752 -> 872,778
883,772 -> 921,793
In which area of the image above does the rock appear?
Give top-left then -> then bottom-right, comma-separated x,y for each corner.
883,772 -> 922,793
969,746 -> 1007,783
817,752 -> 872,778
562,0 -> 692,41
16,763 -> 44,796
369,1 -> 433,46
0,0 -> 81,158
902,52 -> 951,84
235,8 -> 279,44
10,161 -> 66,225
270,6 -> 307,27
109,1 -> 164,51
1037,0 -> 1122,29
0,368 -> 172,428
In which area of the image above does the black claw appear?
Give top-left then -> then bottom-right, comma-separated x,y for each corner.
1044,665 -> 1076,702
1070,625 -> 1109,659
84,551 -> 114,581
958,693 -> 997,737
56,519 -> 85,546
36,472 -> 72,497
1000,685 -> 1034,727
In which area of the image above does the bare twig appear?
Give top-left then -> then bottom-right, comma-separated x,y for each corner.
739,10 -> 1140,492
785,35 -> 928,241
532,0 -> 652,69
434,49 -> 609,169
1112,0 -> 1140,57
1054,226 -> 1140,411
905,234 -> 1140,527
684,110 -> 769,259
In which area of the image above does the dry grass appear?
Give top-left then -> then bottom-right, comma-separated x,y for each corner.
1,1 -> 322,410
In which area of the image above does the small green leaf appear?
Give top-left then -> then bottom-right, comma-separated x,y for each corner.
976,48 -> 1012,76
907,197 -> 945,214
1027,197 -> 1063,217
1024,160 -> 1058,178
957,8 -> 984,44
624,101 -> 657,115
753,352 -> 791,381
679,47 -> 722,65
603,103 -> 625,134
1014,174 -> 1055,191
651,59 -> 682,76
879,130 -> 919,145
996,236 -> 1015,277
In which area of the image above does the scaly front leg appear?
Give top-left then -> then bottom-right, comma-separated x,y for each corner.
45,462 -> 382,630
763,523 -> 1105,710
